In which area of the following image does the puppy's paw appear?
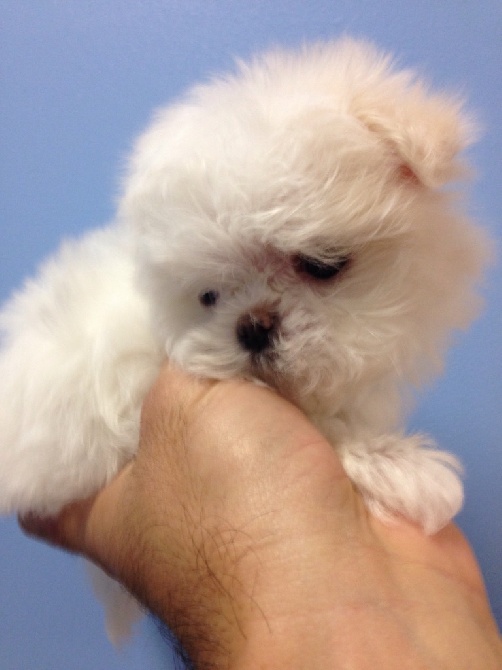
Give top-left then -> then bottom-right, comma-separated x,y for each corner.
339,434 -> 463,534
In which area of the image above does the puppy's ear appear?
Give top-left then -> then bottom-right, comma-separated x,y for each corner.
352,84 -> 476,189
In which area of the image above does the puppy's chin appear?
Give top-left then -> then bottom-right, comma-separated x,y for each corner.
249,352 -> 324,410
168,328 -> 345,419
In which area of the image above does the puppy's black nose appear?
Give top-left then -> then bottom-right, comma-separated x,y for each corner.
236,310 -> 278,354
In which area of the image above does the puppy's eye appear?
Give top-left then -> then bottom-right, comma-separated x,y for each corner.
199,290 -> 219,307
293,254 -> 351,280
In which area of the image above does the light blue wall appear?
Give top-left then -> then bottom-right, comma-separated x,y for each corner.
1,2 -> 500,668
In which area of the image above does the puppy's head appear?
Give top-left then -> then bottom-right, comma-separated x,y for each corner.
120,39 -> 489,420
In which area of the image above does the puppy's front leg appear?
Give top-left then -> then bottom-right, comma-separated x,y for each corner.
338,433 -> 464,534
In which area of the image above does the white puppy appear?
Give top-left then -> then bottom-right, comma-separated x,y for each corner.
0,38 -> 490,638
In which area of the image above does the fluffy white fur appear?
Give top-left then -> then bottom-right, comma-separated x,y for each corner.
0,38 -> 490,639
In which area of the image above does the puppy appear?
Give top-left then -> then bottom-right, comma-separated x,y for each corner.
0,38 -> 490,638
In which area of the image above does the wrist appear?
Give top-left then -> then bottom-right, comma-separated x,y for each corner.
160,519 -> 346,669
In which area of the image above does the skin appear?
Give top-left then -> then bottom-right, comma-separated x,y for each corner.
21,364 -> 502,669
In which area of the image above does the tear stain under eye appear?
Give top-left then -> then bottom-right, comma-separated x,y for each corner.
247,245 -> 293,285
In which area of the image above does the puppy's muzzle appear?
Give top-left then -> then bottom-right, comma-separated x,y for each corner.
236,308 -> 279,355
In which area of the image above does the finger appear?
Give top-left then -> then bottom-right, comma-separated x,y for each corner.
19,463 -> 133,563
19,496 -> 96,553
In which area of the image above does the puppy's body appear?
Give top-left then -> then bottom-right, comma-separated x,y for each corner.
0,227 -> 161,514
0,39 -> 490,637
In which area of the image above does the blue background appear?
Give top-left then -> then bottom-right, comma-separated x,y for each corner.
1,2 -> 501,668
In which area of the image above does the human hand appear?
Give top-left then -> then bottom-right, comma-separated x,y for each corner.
21,363 -> 502,669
